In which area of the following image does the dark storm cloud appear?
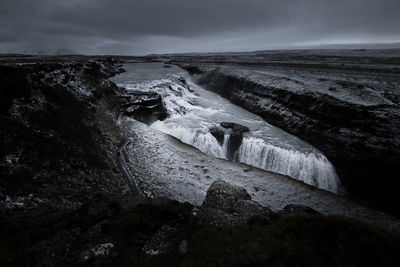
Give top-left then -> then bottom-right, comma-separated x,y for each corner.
0,0 -> 399,55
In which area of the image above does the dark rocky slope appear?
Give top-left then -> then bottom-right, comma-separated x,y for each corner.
0,57 -> 165,265
2,173 -> 400,266
0,60 -> 127,213
181,63 -> 400,216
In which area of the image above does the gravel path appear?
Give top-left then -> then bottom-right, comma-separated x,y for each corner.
117,135 -> 141,197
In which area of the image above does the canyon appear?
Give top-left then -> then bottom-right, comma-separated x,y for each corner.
1,50 -> 400,266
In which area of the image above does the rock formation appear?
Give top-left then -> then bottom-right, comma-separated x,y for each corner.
209,122 -> 250,161
120,90 -> 168,124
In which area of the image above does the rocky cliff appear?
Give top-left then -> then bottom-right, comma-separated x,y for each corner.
0,56 -> 167,265
181,63 -> 400,215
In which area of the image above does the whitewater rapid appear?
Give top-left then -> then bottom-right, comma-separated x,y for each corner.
112,63 -> 342,194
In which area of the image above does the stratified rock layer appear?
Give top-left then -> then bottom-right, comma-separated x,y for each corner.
120,90 -> 168,124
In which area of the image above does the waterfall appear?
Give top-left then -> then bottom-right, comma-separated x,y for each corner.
118,68 -> 342,194
151,122 -> 341,193
151,123 -> 228,159
124,76 -> 197,115
237,137 -> 340,193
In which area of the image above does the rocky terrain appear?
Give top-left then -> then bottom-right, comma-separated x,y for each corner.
1,53 -> 400,266
170,49 -> 400,216
0,58 -> 127,216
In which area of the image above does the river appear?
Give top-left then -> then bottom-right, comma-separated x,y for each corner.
111,62 -> 341,193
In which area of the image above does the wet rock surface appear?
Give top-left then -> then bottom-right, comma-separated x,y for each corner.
221,122 -> 249,160
209,122 -> 250,160
220,122 -> 250,133
120,90 -> 168,124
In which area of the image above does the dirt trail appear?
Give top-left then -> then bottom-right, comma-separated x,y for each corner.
117,132 -> 142,197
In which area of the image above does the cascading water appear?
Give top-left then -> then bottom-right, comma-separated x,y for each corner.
237,137 -> 339,192
112,63 -> 342,194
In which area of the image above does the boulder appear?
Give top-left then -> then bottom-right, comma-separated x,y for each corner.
199,180 -> 274,226
202,179 -> 251,212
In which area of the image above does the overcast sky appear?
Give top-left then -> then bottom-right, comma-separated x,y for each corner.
0,0 -> 399,55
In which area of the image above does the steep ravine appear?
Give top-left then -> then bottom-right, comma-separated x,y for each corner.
180,64 -> 400,216
112,63 -> 341,193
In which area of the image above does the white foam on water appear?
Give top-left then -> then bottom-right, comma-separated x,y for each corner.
237,137 -> 340,192
115,63 -> 342,194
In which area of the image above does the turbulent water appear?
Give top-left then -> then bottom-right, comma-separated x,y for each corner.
112,63 -> 342,193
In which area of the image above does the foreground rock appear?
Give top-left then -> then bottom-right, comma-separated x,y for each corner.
198,179 -> 275,226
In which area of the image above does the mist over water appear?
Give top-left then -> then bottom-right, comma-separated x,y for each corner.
112,63 -> 341,193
